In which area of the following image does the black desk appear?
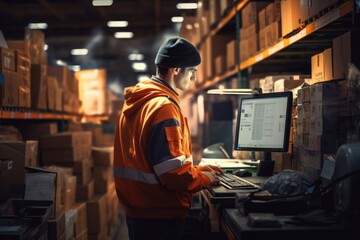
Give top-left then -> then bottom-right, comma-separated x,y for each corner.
222,209 -> 353,240
201,175 -> 267,232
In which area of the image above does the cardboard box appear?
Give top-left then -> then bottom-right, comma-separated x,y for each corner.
42,145 -> 92,163
311,48 -> 333,84
18,122 -> 58,141
76,179 -> 95,201
87,194 -> 108,234
226,40 -> 236,69
281,0 -> 301,37
63,175 -> 76,210
71,202 -> 87,236
0,141 -> 26,188
0,47 -> 15,71
274,78 -> 304,92
47,207 -> 65,240
7,39 -> 31,57
92,147 -> 114,166
310,82 -> 338,102
25,140 -> 38,167
31,64 -> 47,110
333,31 -> 360,79
0,70 -> 19,107
40,131 -> 92,150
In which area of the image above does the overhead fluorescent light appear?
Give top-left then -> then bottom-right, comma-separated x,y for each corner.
128,53 -> 144,61
44,44 -> 48,51
28,23 -> 48,29
176,3 -> 198,10
92,0 -> 113,7
56,60 -> 67,66
137,74 -> 150,82
71,48 -> 88,56
171,16 -> 184,23
132,62 -> 147,72
114,32 -> 134,38
107,21 -> 128,27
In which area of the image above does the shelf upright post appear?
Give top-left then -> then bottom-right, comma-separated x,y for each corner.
235,6 -> 248,88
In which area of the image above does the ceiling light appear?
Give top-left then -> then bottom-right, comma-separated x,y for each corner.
92,0 -> 113,7
114,32 -> 134,39
132,62 -> 147,72
44,44 -> 48,51
56,60 -> 67,66
71,48 -> 88,56
107,21 -> 128,27
128,53 -> 144,61
176,3 -> 198,10
28,23 -> 48,29
171,16 -> 184,23
186,24 -> 193,30
137,74 -> 150,82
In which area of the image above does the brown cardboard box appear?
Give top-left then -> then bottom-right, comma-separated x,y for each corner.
31,64 -> 47,109
241,2 -> 267,28
92,147 -> 114,166
273,78 -> 304,92
71,202 -> 87,236
47,76 -> 57,110
87,194 -> 108,234
226,40 -> 236,69
76,179 -> 94,201
0,141 -> 26,193
64,175 -> 77,210
25,140 -> 38,167
0,47 -> 15,71
93,166 -> 113,181
0,70 -> 19,107
281,0 -> 300,37
18,122 -> 58,141
7,40 -> 31,57
333,31 -> 360,80
18,74 -> 31,108
94,179 -> 111,194
47,207 -> 65,240
40,131 -> 92,150
42,145 -> 92,163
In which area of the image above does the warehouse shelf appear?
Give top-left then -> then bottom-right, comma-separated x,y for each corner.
184,0 -> 354,97
0,109 -> 81,121
239,0 -> 353,70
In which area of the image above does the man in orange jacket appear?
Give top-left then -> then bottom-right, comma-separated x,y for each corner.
113,37 -> 223,240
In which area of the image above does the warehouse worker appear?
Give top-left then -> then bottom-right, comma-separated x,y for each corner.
113,37 -> 223,240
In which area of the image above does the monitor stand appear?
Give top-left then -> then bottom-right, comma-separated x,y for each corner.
242,151 -> 260,167
257,151 -> 275,176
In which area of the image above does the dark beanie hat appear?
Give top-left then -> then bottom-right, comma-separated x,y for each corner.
155,37 -> 201,68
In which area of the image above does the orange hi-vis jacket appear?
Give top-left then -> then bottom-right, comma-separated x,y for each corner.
113,76 -> 212,218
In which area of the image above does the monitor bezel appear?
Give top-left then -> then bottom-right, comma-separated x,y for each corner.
234,91 -> 293,152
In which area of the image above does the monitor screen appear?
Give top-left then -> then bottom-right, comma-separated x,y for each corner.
234,91 -> 293,153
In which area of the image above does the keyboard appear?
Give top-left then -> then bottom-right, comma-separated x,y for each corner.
218,173 -> 258,190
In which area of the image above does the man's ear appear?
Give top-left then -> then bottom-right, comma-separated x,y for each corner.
173,68 -> 181,75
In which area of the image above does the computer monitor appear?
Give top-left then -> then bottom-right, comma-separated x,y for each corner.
234,91 -> 293,176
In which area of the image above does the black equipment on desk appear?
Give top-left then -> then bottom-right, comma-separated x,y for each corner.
235,191 -> 312,216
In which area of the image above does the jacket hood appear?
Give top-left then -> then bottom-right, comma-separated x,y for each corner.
122,78 -> 178,116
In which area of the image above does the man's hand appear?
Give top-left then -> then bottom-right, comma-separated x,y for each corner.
201,164 -> 224,185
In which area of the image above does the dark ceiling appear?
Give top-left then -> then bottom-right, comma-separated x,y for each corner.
0,0 -> 198,95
